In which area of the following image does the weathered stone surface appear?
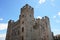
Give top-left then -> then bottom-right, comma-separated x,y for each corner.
5,4 -> 53,40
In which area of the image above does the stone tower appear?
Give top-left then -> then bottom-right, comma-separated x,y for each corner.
19,4 -> 34,40
6,4 -> 53,40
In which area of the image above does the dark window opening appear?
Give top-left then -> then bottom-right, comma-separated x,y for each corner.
22,27 -> 24,32
30,15 -> 31,17
22,36 -> 23,40
33,23 -> 39,29
22,15 -> 24,17
22,21 -> 24,24
46,22 -> 47,27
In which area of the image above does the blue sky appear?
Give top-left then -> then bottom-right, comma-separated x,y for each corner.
0,0 -> 60,40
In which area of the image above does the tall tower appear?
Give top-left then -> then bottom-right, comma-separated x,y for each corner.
44,16 -> 53,40
19,4 -> 34,40
6,20 -> 14,40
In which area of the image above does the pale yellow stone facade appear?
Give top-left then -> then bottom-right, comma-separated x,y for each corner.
6,4 -> 53,40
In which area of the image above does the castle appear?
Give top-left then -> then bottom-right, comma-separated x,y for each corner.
6,4 -> 53,40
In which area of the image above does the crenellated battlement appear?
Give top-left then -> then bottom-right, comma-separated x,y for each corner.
35,16 -> 49,21
42,16 -> 49,20
6,4 -> 53,40
8,20 -> 14,24
21,4 -> 33,11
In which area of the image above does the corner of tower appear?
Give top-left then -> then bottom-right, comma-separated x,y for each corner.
8,20 -> 14,25
45,16 -> 49,20
41,16 -> 49,22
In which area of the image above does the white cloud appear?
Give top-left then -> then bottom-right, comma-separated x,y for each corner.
0,18 -> 3,21
0,33 -> 6,40
0,23 -> 8,30
58,12 -> 60,16
37,16 -> 42,19
0,33 -> 6,37
53,12 -> 60,18
39,0 -> 46,4
53,16 -> 56,18
0,37 -> 5,40
0,23 -> 7,40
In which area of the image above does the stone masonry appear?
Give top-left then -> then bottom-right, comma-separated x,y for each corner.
6,4 -> 53,40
